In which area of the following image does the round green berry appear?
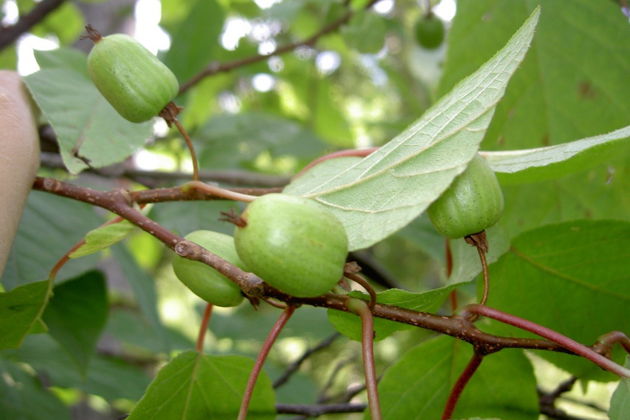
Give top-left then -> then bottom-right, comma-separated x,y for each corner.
87,32 -> 179,123
172,230 -> 244,307
428,154 -> 504,238
414,14 -> 445,50
234,194 -> 349,298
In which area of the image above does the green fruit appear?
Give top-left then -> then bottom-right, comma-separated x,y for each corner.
87,33 -> 179,122
234,194 -> 348,298
428,154 -> 504,238
172,230 -> 245,307
414,14 -> 445,50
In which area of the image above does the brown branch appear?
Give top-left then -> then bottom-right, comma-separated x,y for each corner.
0,0 -> 66,51
33,176 -> 627,371
179,0 -> 383,93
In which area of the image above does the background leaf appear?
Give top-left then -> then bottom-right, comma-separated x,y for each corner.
609,357 -> 630,419
24,50 -> 153,174
485,220 -> 630,380
43,271 -> 108,374
439,0 -> 630,151
286,9 -> 540,250
0,280 -> 50,350
127,352 -> 276,419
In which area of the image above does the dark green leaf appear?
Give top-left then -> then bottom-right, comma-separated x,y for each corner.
164,0 -> 225,82
486,220 -> 630,380
377,336 -> 538,420
127,352 -> 276,419
0,358 -> 70,420
43,271 -> 108,374
439,0 -> 630,150
0,280 -> 51,350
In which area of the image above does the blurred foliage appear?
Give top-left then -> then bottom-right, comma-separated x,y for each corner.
0,0 -> 628,419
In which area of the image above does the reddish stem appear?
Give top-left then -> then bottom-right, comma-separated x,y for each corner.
195,303 -> 213,352
465,304 -> 630,378
293,147 -> 379,179
441,353 -> 483,420
173,118 -> 200,182
476,246 -> 489,306
345,272 -> 377,310
445,239 -> 457,312
237,306 -> 296,420
348,299 -> 382,420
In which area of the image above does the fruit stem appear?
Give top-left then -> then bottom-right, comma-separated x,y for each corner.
348,298 -> 382,420
345,271 -> 377,310
465,231 -> 489,307
84,24 -> 102,43
237,305 -> 296,420
293,147 -> 379,179
195,303 -> 213,352
159,102 -> 200,182
463,304 -> 630,378
440,353 -> 483,420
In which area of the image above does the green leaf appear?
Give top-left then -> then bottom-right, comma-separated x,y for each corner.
164,0 -> 225,82
610,357 -> 630,420
3,333 -> 151,402
111,245 -> 170,353
34,47 -> 89,75
328,284 -> 462,341
484,125 -> 630,184
341,11 -> 387,54
31,2 -> 84,45
43,271 -> 108,374
1,191 -> 102,289
196,112 -> 325,172
127,352 -> 276,420
377,336 -> 538,420
439,0 -> 630,150
0,280 -> 51,350
486,220 -> 630,380
286,8 -> 540,250
69,220 -> 136,258
0,358 -> 70,420
24,64 -> 152,174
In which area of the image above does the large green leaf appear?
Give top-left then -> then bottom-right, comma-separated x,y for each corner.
24,50 -> 153,174
43,271 -> 108,374
164,0 -> 225,82
377,336 -> 538,420
0,280 -> 51,350
0,358 -> 70,420
1,191 -> 102,289
484,125 -> 630,184
486,220 -> 630,380
285,9 -> 540,250
127,352 -> 276,419
610,357 -> 630,420
439,0 -> 630,150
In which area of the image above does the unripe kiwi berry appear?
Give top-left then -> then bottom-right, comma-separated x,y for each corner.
172,230 -> 244,307
234,194 -> 349,298
87,29 -> 179,123
414,13 -> 445,50
428,154 -> 504,238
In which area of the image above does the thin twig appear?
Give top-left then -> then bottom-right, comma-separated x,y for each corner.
0,0 -> 66,50
179,0 -> 383,93
276,402 -> 366,416
273,333 -> 341,388
441,353 -> 483,420
238,306 -> 296,420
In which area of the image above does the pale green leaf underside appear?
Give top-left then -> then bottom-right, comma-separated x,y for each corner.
286,8 -> 540,250
483,125 -> 630,184
609,357 -> 630,420
70,220 -> 136,259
